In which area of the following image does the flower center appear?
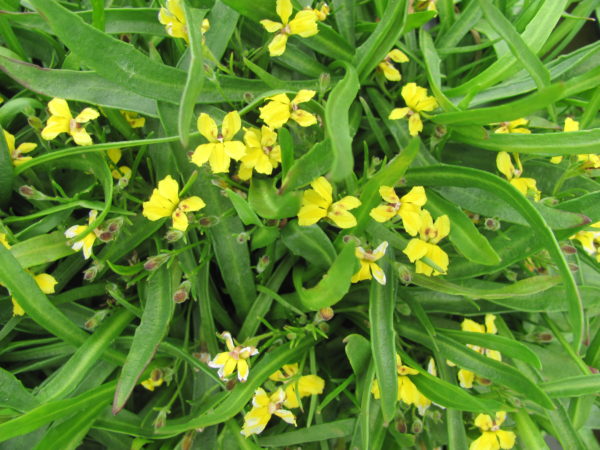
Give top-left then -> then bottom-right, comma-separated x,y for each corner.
217,133 -> 224,143
362,251 -> 378,262
69,118 -> 81,132
229,347 -> 242,360
263,145 -> 273,155
281,25 -> 291,35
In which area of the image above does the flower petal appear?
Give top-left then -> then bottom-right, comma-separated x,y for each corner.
276,0 -> 293,24
327,206 -> 357,229
75,107 -> 100,123
34,273 -> 58,294
223,140 -> 246,160
259,97 -> 291,127
48,98 -> 71,118
292,89 -> 316,105
260,19 -> 283,33
379,185 -> 400,203
267,33 -> 289,57
310,177 -> 333,205
221,111 -> 241,141
197,113 -> 218,142
370,262 -> 386,285
157,175 -> 180,206
191,143 -> 215,168
389,107 -> 409,120
297,204 -> 327,226
290,109 -> 317,127
288,10 -> 318,37
70,127 -> 93,146
41,116 -> 70,140
408,113 -> 423,136
403,238 -> 429,263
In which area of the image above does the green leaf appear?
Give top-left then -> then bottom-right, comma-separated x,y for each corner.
405,164 -> 584,350
425,190 -> 500,265
514,409 -> 550,450
353,0 -> 407,80
477,0 -> 550,90
438,328 -> 543,369
281,220 -> 336,269
0,381 -> 115,442
178,6 -> 206,147
295,243 -> 358,310
326,61 -> 359,181
541,374 -> 600,398
0,368 -> 40,412
10,231 -> 75,268
257,419 -> 355,447
281,139 -> 332,192
451,127 -> 600,156
0,125 -> 13,208
113,266 -> 173,413
344,333 -> 371,392
226,189 -> 262,227
369,257 -> 397,423
419,29 -> 457,112
248,177 -> 301,220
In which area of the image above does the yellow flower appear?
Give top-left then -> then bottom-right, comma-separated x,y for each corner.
120,110 -> 145,128
403,210 -> 450,276
414,358 -> 438,416
389,83 -> 438,136
377,49 -> 409,81
238,126 -> 282,180
12,273 -> 57,317
470,412 -> 516,450
456,314 -> 501,389
3,130 -> 37,166
570,229 -> 598,256
142,175 -> 206,231
0,233 -> 10,249
494,118 -> 530,134
259,90 -> 317,129
351,241 -> 388,285
369,186 -> 426,235
297,177 -> 361,228
371,354 -> 430,410
41,98 -> 99,146
269,363 -> 325,409
158,0 -> 187,41
260,0 -> 319,57
191,111 -> 246,173
311,3 -> 330,21
414,0 -> 438,12
65,210 -> 100,260
550,118 -> 600,169
208,331 -> 259,382
496,152 -> 540,201
107,148 -> 132,184
141,369 -> 164,391
241,388 -> 297,437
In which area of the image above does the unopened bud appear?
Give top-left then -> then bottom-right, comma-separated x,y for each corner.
396,263 -> 412,285
396,420 -> 407,434
226,379 -> 237,390
83,262 -> 104,282
505,270 -> 518,282
236,232 -> 250,244
173,280 -> 192,304
569,263 -> 579,273
84,309 -> 109,330
431,410 -> 443,422
153,408 -> 169,430
198,216 -> 219,227
319,72 -> 331,92
28,116 -> 43,130
561,245 -> 577,255
256,255 -> 270,273
318,307 -> 334,321
411,418 -> 423,434
19,185 -> 50,200
117,176 -> 130,189
342,234 -> 360,245
536,332 -> 553,343
193,352 -> 211,364
318,322 -> 330,333
286,332 -> 297,341
164,229 -> 184,243
98,231 -> 114,242
181,431 -> 195,450
144,253 -> 170,271
243,92 -> 255,103
434,125 -> 447,138
484,217 -> 500,231
396,302 -> 411,316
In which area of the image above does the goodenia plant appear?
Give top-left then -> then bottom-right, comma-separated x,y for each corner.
0,0 -> 599,448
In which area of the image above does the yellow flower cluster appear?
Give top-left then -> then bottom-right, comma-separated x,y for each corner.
470,412 -> 516,450
371,354 -> 434,416
496,151 -> 540,201
241,363 -> 324,436
41,98 -> 99,146
403,210 -> 451,276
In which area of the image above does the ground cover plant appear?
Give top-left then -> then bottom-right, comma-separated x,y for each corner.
0,0 -> 599,448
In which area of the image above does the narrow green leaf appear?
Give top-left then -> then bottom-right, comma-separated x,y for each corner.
281,139 -> 332,192
405,164 -> 584,350
258,419 -> 354,447
281,220 -> 336,269
541,374 -> 600,398
514,409 -> 550,450
419,29 -> 457,112
426,190 -> 500,265
226,189 -> 262,227
0,368 -> 40,412
369,257 -> 397,423
248,177 -> 301,220
326,61 -> 359,181
344,333 -> 371,395
113,266 -> 173,413
10,231 -> 75,268
178,6 -> 206,146
295,243 -> 358,310
278,127 -> 293,180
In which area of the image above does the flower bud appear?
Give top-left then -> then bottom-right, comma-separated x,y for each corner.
84,309 -> 109,330
164,229 -> 184,243
236,232 -> 250,244
569,263 -> 579,273
98,231 -> 114,242
153,408 -> 169,430
561,244 -> 577,255
198,216 -> 219,227
256,255 -> 270,274
411,418 -> 423,434
243,92 -> 255,103
484,217 -> 500,231
342,234 -> 360,245
144,253 -> 170,271
318,307 -> 334,322
83,262 -> 104,282
28,116 -> 43,130
396,263 -> 412,285
19,185 -> 50,200
396,419 -> 407,434
319,72 -> 331,92
173,280 -> 192,304
318,322 -> 330,333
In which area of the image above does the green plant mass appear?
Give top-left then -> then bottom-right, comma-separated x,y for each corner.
1,0 -> 600,448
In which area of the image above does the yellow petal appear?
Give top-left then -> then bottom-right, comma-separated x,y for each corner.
34,273 -> 58,294
259,98 -> 291,127
408,113 -> 423,136
496,152 -> 514,180
70,127 -> 93,146
274,408 -> 297,426
432,214 -> 450,243
283,384 -> 300,409
167,0 -> 185,23
426,244 -> 449,275
380,61 -> 401,81
179,196 -> 205,213
403,238 -> 429,262
302,189 -> 330,210
288,10 -> 319,37
297,204 -> 327,226
370,204 -> 397,223
191,143 -> 215,168
107,148 -> 122,164
310,177 -> 333,204
379,185 -> 400,204
171,209 -> 190,230
197,113 -> 218,142
399,208 -> 423,237
327,205 -> 357,229
351,260 -> 372,283
290,109 -> 317,127
3,130 -> 15,152
237,359 -> 250,382
387,49 -> 409,63
496,430 -> 516,449
401,83 -> 421,109
268,33 -> 289,57
297,375 -> 325,397
276,0 -> 293,24
221,111 -> 241,141
223,140 -> 246,160
398,376 -> 419,405
41,116 -> 70,140
401,186 -> 427,206
157,175 -> 180,206
48,98 -> 71,118
12,298 -> 25,316
485,314 -> 497,334
564,117 -> 579,132
292,89 -> 316,105
371,380 -> 381,398
208,143 -> 231,173
243,127 -> 262,148
369,262 -> 386,285
261,19 -> 283,33
458,369 -> 475,389
469,432 -> 499,450
474,413 -> 494,431
75,107 -> 99,123
550,156 -> 563,164
15,142 -> 37,155
0,233 -> 10,249
335,196 -> 361,210
372,241 -> 388,260
389,107 -> 409,120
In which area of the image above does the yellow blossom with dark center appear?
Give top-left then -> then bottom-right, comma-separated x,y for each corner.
403,210 -> 450,276
41,98 -> 99,146
208,331 -> 259,382
297,177 -> 360,229
470,411 -> 516,450
259,90 -> 317,129
389,83 -> 438,136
